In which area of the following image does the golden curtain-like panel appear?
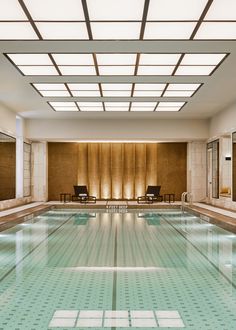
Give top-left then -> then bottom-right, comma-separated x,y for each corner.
88,143 -> 100,197
77,143 -> 88,186
48,142 -> 187,200
134,144 -> 146,198
100,143 -> 111,199
123,143 -> 135,199
146,144 -> 157,186
111,143 -> 123,199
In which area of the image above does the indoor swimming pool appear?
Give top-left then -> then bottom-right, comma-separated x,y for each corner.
0,209 -> 236,329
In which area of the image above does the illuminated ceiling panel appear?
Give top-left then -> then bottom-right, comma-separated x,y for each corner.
23,0 -> 85,20
0,0 -> 28,20
147,0 -> 208,20
144,22 -> 196,39
204,0 -> 236,20
36,22 -> 89,40
0,22 -> 38,39
91,23 -> 141,39
86,0 -> 144,20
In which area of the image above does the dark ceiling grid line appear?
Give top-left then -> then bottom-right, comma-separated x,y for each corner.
172,54 -> 185,76
48,54 -> 62,75
190,0 -> 214,40
18,0 -> 42,40
81,0 -> 105,111
129,0 -> 150,111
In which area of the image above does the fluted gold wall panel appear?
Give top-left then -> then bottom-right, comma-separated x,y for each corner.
111,143 -> 123,199
48,142 -> 187,200
123,144 -> 135,199
77,143 -> 88,186
135,144 -> 146,198
100,143 -> 111,199
88,143 -> 100,197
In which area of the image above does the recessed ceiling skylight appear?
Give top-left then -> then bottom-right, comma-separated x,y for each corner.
134,84 -> 166,90
36,22 -> 89,40
137,66 -> 175,75
7,54 -> 52,65
102,91 -> 131,97
87,0 -> 144,20
175,66 -> 215,75
147,0 -> 208,20
91,23 -> 141,39
159,102 -> 185,107
194,22 -> 236,39
99,66 -> 135,75
52,54 -> 94,65
167,83 -> 201,91
96,54 -> 136,65
163,91 -> 194,97
0,23 -> 38,39
144,22 -> 196,39
139,54 -> 181,65
131,102 -> 157,111
23,0 -> 85,20
204,0 -> 236,20
156,106 -> 181,112
181,53 -> 226,65
133,91 -> 163,97
0,0 -> 28,20
33,83 -> 67,91
71,90 -> 101,97
68,83 -> 99,90
105,102 -> 130,111
18,66 -> 58,75
40,90 -> 70,97
101,84 -> 132,91
58,66 -> 96,75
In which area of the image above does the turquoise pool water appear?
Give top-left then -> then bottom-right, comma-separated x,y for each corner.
0,209 -> 236,329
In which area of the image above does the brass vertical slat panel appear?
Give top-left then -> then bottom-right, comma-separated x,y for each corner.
88,143 -> 100,198
146,143 -> 158,186
100,143 -> 111,199
134,144 -> 146,198
77,143 -> 88,186
123,143 -> 135,199
111,143 -> 123,199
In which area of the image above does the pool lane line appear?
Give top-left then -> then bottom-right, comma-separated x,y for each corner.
0,212 -> 77,283
111,226 -> 118,330
160,213 -> 236,291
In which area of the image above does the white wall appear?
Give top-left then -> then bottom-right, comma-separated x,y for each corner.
25,118 -> 209,141
209,101 -> 236,137
0,103 -> 16,135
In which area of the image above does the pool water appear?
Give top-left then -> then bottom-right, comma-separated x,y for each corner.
0,209 -> 236,329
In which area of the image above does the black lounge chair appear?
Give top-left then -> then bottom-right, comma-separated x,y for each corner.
72,185 -> 96,203
137,185 -> 163,204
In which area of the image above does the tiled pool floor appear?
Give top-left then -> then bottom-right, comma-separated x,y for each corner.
0,209 -> 236,329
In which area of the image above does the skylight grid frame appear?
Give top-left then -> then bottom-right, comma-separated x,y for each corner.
4,52 -> 229,77
0,0 -> 236,40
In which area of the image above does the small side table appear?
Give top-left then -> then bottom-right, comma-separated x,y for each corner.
60,193 -> 71,203
164,193 -> 175,203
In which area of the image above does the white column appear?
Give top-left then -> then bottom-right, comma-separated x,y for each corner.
187,142 -> 207,202
31,142 -> 48,201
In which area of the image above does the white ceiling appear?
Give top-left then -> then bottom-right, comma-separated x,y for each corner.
0,0 -> 236,120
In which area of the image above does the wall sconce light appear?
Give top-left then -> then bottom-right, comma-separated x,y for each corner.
225,156 -> 231,161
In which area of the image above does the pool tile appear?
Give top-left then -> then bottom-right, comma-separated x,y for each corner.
49,318 -> 76,328
158,318 -> 185,327
104,318 -> 130,327
131,318 -> 157,327
53,310 -> 78,318
77,318 -> 103,327
155,310 -> 181,319
105,310 -> 129,318
130,310 -> 154,318
79,310 -> 103,318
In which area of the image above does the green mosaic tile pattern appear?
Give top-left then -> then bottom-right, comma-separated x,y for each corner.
0,209 -> 235,329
